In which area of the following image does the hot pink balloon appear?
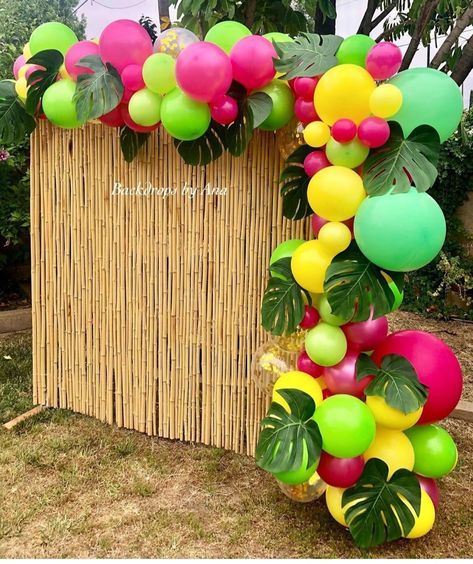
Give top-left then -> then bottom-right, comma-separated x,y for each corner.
210,95 -> 238,125
65,40 -> 100,80
324,350 -> 372,398
25,64 -> 44,81
297,350 -> 323,378
299,305 -> 320,330
417,475 -> 440,510
121,64 -> 145,93
317,452 -> 365,488
331,119 -> 357,143
293,77 -> 318,100
358,116 -> 390,148
176,41 -> 232,103
343,312 -> 388,352
366,41 -> 402,80
230,35 -> 276,91
100,105 -> 125,128
372,330 -> 463,424
294,97 -> 318,124
304,150 -> 330,177
13,55 -> 26,80
100,19 -> 153,74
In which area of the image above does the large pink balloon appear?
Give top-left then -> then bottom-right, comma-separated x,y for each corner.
342,312 -> 388,351
13,55 -> 26,80
230,35 -> 276,91
65,40 -> 100,80
417,475 -> 439,510
372,330 -> 463,424
176,41 -> 233,103
324,350 -> 372,398
317,451 -> 365,488
99,20 -> 153,74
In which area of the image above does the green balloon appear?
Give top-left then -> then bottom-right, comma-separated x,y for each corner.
143,53 -> 176,95
161,88 -> 211,141
389,68 -> 463,142
263,32 -> 293,44
258,80 -> 294,131
336,34 -> 376,67
42,79 -> 83,129
313,394 -> 376,458
30,22 -> 78,56
305,323 -> 347,367
404,424 -> 458,479
129,88 -> 162,127
274,442 -> 318,485
354,188 -> 446,272
325,137 -> 369,168
270,239 -> 305,278
318,294 -> 346,326
204,21 -> 252,54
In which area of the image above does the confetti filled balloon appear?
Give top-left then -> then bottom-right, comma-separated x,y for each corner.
154,27 -> 199,58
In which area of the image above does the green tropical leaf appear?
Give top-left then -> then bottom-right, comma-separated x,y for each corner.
73,55 -> 124,122
119,126 -> 150,163
356,353 -> 428,414
256,389 -> 322,474
247,91 -> 273,128
324,241 -> 405,322
273,33 -> 343,80
363,123 -> 441,197
280,144 -> 314,220
225,99 -> 254,157
174,121 -> 227,166
0,80 -> 36,145
343,459 -> 421,549
25,49 -> 64,116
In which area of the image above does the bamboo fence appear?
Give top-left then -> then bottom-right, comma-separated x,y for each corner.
30,122 -> 310,455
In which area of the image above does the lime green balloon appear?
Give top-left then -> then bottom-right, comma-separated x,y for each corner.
405,424 -> 458,478
161,88 -> 211,141
389,280 -> 404,311
318,294 -> 346,326
263,32 -> 293,44
258,80 -> 294,131
143,53 -> 176,95
314,394 -> 376,457
30,22 -> 78,56
325,137 -> 369,168
270,239 -> 305,278
129,88 -> 162,126
204,21 -> 252,54
274,441 -> 318,485
42,79 -> 83,129
389,68 -> 463,142
305,323 -> 347,367
336,34 -> 376,67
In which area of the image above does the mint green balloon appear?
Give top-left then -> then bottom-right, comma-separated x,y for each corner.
405,424 -> 458,478
274,442 -> 318,485
354,188 -> 446,272
389,68 -> 463,142
143,53 -> 176,95
325,137 -> 369,168
205,21 -> 251,54
129,88 -> 162,126
263,32 -> 293,44
258,80 -> 294,131
336,34 -> 376,67
305,323 -> 347,367
161,88 -> 211,141
318,294 -> 346,326
270,239 -> 305,279
30,22 -> 78,56
42,79 -> 83,129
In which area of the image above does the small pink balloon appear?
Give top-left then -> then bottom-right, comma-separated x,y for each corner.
121,64 -> 145,94
210,95 -> 238,124
324,350 -> 373,398
230,35 -> 276,91
299,305 -> 320,330
65,40 -> 101,80
100,105 -> 125,128
25,64 -> 43,81
304,150 -> 330,177
13,55 -> 26,80
120,103 -> 160,133
100,19 -> 153,74
366,41 -> 402,80
317,452 -> 365,488
332,119 -> 357,143
293,77 -> 318,100
358,117 -> 390,148
297,350 -> 323,378
295,97 -> 318,124
343,312 -> 388,352
417,475 -> 440,510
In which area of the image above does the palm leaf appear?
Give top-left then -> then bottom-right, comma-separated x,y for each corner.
363,123 -> 440,196
256,389 -> 322,474
0,80 -> 36,144
247,91 -> 273,129
119,126 -> 150,163
174,121 -> 227,166
280,144 -> 314,220
25,49 -> 64,116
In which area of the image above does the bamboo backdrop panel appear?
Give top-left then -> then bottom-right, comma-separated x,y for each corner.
30,122 -> 310,455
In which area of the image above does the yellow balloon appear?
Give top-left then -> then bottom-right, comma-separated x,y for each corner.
366,395 -> 423,430
315,376 -> 327,390
23,42 -> 32,59
59,63 -> 72,80
90,37 -> 100,45
370,84 -> 403,119
318,222 -> 352,255
314,64 -> 376,125
326,486 -> 365,527
15,77 -> 28,100
308,166 -> 366,221
403,489 -> 436,539
273,370 -> 323,413
303,121 -> 331,147
363,426 -> 414,477
17,64 -> 31,79
291,240 -> 332,294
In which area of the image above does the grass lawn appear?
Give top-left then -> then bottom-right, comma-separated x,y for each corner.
0,314 -> 472,558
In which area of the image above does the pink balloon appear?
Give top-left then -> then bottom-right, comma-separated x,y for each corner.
176,42 -> 232,103
324,350 -> 372,398
372,330 -> 463,424
230,35 -> 276,91
210,95 -> 238,124
13,55 -> 26,80
366,41 -> 402,80
311,213 -> 354,237
343,312 -> 388,352
358,117 -> 390,148
65,40 -> 100,80
417,475 -> 440,510
121,64 -> 145,93
304,151 -> 329,177
317,452 -> 365,488
294,97 -> 318,124
293,77 -> 318,100
120,103 -> 160,133
100,19 -> 153,74
299,305 -> 320,330
100,105 -> 125,128
297,350 -> 323,378
331,119 -> 357,143
25,64 -> 43,81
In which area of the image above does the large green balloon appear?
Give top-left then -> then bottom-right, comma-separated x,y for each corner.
258,80 -> 294,131
160,88 -> 211,141
270,239 -> 305,278
305,323 -> 347,367
42,79 -> 83,129
404,424 -> 458,479
204,21 -> 251,54
143,53 -> 176,95
274,442 -> 319,485
313,394 -> 376,458
129,88 -> 162,127
389,68 -> 463,142
336,34 -> 376,67
263,32 -> 293,44
354,188 -> 446,272
30,22 -> 78,56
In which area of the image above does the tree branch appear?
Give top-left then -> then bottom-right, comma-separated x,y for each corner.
357,0 -> 379,35
245,0 -> 257,30
429,3 -> 473,69
451,33 -> 473,85
370,0 -> 397,31
400,0 -> 440,71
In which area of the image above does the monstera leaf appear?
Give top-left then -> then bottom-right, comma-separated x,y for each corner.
343,459 -> 421,548
120,127 -> 150,163
73,55 -> 124,122
356,353 -> 428,414
0,80 -> 36,144
174,121 -> 227,166
256,389 -> 322,474
247,91 -> 273,128
324,242 -> 405,322
25,49 -> 64,115
280,144 -> 314,220
363,123 -> 441,196
261,257 -> 310,336
273,33 -> 343,80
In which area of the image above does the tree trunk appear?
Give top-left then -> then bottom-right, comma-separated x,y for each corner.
369,0 -> 397,32
245,0 -> 257,30
158,0 -> 170,31
429,3 -> 473,69
357,0 -> 379,35
314,0 -> 336,34
451,33 -> 473,85
400,0 -> 440,71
